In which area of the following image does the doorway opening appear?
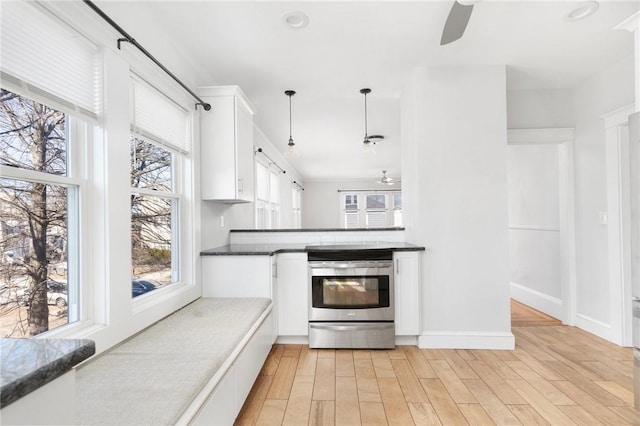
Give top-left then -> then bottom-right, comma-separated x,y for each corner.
507,129 -> 577,328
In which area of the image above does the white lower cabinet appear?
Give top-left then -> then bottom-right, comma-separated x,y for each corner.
191,366 -> 236,426
191,311 -> 272,426
394,251 -> 421,335
201,255 -> 273,298
275,253 -> 309,336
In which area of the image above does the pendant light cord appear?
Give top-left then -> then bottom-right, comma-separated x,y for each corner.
284,90 -> 296,150
360,88 -> 371,143
364,91 -> 368,139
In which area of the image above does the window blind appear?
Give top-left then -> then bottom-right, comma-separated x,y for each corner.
256,162 -> 269,201
0,2 -> 101,117
132,77 -> 191,153
269,171 -> 280,204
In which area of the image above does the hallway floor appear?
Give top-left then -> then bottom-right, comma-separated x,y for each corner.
510,299 -> 562,327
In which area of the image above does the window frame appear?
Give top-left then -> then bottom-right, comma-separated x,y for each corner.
292,185 -> 302,229
0,87 -> 91,337
340,190 -> 402,229
129,122 -> 186,298
254,157 -> 281,229
126,72 -> 197,317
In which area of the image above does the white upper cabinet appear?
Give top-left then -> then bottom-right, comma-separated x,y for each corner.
199,86 -> 255,202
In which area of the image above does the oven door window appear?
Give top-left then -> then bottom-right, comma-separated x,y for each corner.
312,275 -> 390,309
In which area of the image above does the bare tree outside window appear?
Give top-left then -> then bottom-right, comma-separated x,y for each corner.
0,89 -> 70,337
130,138 -> 175,290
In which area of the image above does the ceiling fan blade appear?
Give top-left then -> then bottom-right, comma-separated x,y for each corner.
440,1 -> 474,45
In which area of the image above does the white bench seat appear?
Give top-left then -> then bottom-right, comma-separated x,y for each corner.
76,297 -> 272,425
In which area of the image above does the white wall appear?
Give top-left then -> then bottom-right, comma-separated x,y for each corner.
507,89 -> 574,129
572,54 -> 635,328
401,66 -> 513,349
301,178 -> 401,228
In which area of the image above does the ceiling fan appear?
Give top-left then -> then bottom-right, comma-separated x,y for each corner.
378,170 -> 395,186
440,0 -> 481,45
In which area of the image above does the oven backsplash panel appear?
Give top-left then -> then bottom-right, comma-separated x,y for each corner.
229,229 -> 405,245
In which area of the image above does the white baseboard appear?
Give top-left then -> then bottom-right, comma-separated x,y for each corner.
510,282 -> 562,320
418,331 -> 515,350
575,314 -> 615,344
395,336 -> 418,346
275,335 -> 418,346
275,335 -> 309,345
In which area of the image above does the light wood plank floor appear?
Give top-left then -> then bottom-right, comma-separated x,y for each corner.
235,311 -> 637,425
511,300 -> 562,327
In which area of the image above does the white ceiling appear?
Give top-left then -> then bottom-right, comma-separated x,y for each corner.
97,1 -> 638,181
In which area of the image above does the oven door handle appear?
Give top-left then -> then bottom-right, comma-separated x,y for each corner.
310,323 -> 393,332
309,261 -> 393,269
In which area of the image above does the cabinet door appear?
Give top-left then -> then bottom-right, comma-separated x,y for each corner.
200,95 -> 236,200
234,99 -> 254,202
271,256 -> 279,343
199,86 -> 255,202
276,253 -> 309,336
394,252 -> 421,335
191,366 -> 236,426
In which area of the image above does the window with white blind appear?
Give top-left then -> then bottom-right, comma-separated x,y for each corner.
0,2 -> 100,338
392,192 -> 403,226
255,160 -> 281,229
292,186 -> 302,229
340,191 -> 402,229
130,77 -> 190,297
131,77 -> 191,152
0,1 -> 101,119
256,161 -> 268,229
344,194 -> 359,229
365,194 -> 387,228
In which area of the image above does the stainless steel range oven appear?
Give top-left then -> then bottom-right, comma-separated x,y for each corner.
307,248 -> 394,349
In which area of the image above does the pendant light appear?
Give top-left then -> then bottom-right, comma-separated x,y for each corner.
285,90 -> 297,157
360,88 -> 372,151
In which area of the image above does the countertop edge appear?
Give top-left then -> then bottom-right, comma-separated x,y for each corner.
200,245 -> 425,256
229,227 -> 405,233
0,339 -> 96,408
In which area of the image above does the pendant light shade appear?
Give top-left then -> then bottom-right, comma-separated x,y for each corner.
360,88 -> 371,151
285,90 -> 297,157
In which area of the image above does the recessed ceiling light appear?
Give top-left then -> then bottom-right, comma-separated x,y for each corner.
565,1 -> 599,21
282,11 -> 309,30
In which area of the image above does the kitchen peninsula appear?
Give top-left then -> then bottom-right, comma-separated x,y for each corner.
200,228 -> 425,344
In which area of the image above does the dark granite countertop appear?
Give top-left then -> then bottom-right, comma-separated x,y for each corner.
229,227 -> 405,233
200,242 -> 425,256
0,338 -> 95,408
